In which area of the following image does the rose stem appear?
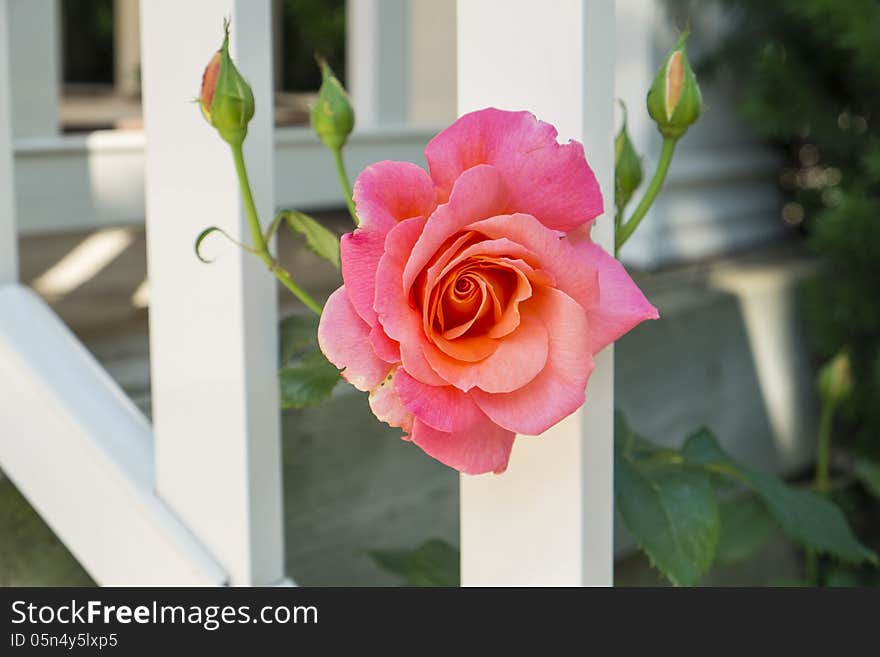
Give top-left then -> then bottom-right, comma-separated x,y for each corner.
332,147 -> 359,226
804,395 -> 836,584
231,143 -> 324,316
615,136 -> 677,252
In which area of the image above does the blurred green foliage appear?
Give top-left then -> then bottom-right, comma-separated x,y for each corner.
698,0 -> 880,456
688,0 -> 880,584
279,0 -> 346,91
61,0 -> 114,84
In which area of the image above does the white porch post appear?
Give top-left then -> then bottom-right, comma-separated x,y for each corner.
7,0 -> 59,137
458,0 -> 616,586
346,0 -> 409,126
0,0 -> 15,282
140,1 -> 285,585
114,0 -> 141,97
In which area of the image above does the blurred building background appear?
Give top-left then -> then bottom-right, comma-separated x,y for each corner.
3,0 -> 873,586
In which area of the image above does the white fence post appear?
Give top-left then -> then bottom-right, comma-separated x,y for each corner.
347,0 -> 409,126
140,1 -> 286,586
458,0 -> 616,586
7,0 -> 59,138
0,0 -> 16,283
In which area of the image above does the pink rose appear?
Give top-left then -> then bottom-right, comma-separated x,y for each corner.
318,108 -> 658,474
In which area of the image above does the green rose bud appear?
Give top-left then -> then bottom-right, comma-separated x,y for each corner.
199,20 -> 255,147
818,351 -> 853,408
310,57 -> 355,151
646,31 -> 702,140
615,101 -> 643,215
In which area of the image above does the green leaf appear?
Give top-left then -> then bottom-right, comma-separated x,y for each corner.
615,459 -> 719,586
680,427 -> 731,465
369,539 -> 459,587
614,410 -> 664,459
406,539 -> 460,587
823,565 -> 864,588
367,549 -> 411,578
682,428 -> 877,565
278,313 -> 320,366
614,417 -> 720,586
279,351 -> 340,409
854,456 -> 880,498
282,210 -> 341,269
715,496 -> 777,565
748,471 -> 876,565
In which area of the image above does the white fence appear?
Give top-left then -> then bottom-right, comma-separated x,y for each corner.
0,0 -> 622,586
0,0 -> 772,585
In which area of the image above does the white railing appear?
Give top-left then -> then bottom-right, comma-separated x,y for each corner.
0,0 -> 618,585
0,0 -> 228,585
12,126 -> 436,235
6,0 -> 436,235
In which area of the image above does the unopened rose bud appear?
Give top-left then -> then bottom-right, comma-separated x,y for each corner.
310,57 -> 354,151
818,351 -> 852,408
199,20 -> 255,147
647,31 -> 702,140
615,102 -> 643,214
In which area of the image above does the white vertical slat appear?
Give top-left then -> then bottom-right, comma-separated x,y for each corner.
140,1 -> 285,586
0,0 -> 16,283
347,0 -> 409,126
458,0 -> 616,586
7,0 -> 58,137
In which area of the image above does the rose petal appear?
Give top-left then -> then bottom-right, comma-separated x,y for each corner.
410,417 -> 516,475
353,160 -> 438,233
427,259 -> 536,357
342,161 -> 437,327
574,240 -> 659,354
394,367 -> 484,432
471,288 -> 593,434
395,369 -> 519,480
369,366 -> 414,433
369,324 -> 401,362
340,229 -> 387,327
318,286 -> 392,392
375,216 -> 448,386
468,213 -> 599,312
403,163 -> 510,293
426,108 -> 602,232
424,313 -> 549,393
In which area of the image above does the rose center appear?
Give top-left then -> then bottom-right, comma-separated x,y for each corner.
454,276 -> 475,296
432,261 -> 521,340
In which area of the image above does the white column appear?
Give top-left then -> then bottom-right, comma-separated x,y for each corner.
0,0 -> 16,283
458,0 -> 616,586
140,1 -> 285,586
7,0 -> 59,137
347,0 -> 409,126
114,0 -> 141,97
